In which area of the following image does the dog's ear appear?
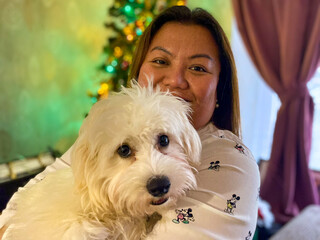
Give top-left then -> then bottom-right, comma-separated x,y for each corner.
71,138 -> 115,214
70,99 -> 110,190
71,136 -> 98,191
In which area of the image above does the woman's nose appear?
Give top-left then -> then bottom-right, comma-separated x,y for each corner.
163,67 -> 188,89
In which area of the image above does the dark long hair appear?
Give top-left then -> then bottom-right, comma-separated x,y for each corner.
129,6 -> 241,137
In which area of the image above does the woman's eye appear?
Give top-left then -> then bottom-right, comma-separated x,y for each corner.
117,144 -> 132,158
190,66 -> 207,72
158,135 -> 170,147
152,59 -> 167,65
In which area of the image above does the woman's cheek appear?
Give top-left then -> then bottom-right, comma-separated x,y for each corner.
137,72 -> 149,87
137,64 -> 153,87
137,77 -> 148,87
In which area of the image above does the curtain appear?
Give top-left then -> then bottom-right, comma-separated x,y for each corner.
232,0 -> 320,224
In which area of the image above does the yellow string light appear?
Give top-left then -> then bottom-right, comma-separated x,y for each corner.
136,20 -> 143,27
123,26 -> 132,35
98,83 -> 109,95
127,34 -> 134,41
177,0 -> 185,6
114,46 -> 123,58
123,54 -> 132,63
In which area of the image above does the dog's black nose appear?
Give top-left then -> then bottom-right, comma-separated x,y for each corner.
147,175 -> 171,197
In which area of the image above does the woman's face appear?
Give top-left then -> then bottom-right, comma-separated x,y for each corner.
138,22 -> 221,130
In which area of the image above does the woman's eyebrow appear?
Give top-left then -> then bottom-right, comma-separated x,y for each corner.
150,46 -> 173,56
189,54 -> 213,61
150,47 -> 212,61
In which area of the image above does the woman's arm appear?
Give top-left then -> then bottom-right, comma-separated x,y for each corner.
0,225 -> 7,240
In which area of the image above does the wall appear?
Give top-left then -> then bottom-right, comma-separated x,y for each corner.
0,0 -> 111,163
188,0 -> 232,38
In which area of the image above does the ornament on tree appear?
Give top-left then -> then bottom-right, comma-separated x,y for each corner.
88,0 -> 186,102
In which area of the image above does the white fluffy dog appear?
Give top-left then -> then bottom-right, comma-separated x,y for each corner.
6,83 -> 201,240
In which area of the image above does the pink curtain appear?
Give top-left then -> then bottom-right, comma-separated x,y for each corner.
232,0 -> 320,224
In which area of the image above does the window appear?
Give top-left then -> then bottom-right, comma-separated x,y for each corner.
308,68 -> 320,170
231,21 -> 320,171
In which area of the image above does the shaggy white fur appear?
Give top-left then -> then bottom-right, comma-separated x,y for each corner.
6,82 -> 201,240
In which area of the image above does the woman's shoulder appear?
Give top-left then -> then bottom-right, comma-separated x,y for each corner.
198,122 -> 246,144
197,123 -> 255,163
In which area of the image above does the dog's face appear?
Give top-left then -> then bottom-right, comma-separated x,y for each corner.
71,83 -> 201,217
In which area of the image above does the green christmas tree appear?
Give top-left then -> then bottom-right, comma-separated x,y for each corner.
88,0 -> 186,103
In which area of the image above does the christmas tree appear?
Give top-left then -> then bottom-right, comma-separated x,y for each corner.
88,0 -> 186,103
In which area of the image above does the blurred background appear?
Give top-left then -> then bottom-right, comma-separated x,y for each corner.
0,0 -> 234,163
0,0 -> 112,162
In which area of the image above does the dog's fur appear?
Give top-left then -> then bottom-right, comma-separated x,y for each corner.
6,83 -> 201,240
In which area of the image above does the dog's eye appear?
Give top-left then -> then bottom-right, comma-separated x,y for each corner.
117,144 -> 132,158
158,135 -> 169,147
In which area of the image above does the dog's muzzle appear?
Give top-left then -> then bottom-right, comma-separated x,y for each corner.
146,175 -> 171,198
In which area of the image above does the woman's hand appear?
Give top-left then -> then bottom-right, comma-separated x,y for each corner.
0,225 -> 8,240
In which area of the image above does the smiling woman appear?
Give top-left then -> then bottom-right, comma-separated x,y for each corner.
129,6 -> 240,137
138,23 -> 220,130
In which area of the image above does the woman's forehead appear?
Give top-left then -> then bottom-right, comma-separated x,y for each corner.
148,22 -> 219,59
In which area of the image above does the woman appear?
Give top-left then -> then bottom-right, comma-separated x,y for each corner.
131,6 -> 240,136
0,6 -> 260,239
